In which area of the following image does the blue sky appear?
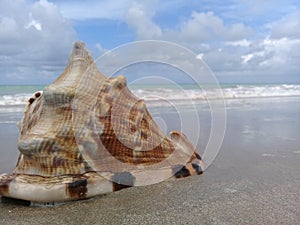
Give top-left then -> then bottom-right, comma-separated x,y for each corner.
0,0 -> 299,84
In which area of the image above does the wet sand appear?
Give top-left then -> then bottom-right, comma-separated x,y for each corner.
0,97 -> 299,224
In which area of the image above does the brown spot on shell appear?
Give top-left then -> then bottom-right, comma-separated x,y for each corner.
67,178 -> 87,199
0,175 -> 13,195
112,172 -> 135,191
195,152 -> 202,160
173,165 -> 191,178
35,92 -> 41,98
28,98 -> 35,104
192,163 -> 203,175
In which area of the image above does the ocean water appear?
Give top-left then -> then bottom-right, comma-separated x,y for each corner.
0,83 -> 299,175
1,83 -> 300,106
0,83 -> 299,130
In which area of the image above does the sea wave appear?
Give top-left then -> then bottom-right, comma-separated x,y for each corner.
131,84 -> 300,101
0,93 -> 33,106
0,84 -> 299,108
223,84 -> 300,99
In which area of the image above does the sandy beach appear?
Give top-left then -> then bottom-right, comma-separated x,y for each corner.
0,97 -> 299,224
1,0 -> 300,223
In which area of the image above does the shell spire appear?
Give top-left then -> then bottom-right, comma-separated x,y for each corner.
0,41 -> 204,204
52,41 -> 100,87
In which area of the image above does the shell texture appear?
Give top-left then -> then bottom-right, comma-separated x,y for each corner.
0,42 -> 204,204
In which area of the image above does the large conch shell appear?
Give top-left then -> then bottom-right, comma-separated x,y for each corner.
0,42 -> 203,205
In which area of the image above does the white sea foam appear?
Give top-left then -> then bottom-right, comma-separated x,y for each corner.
0,84 -> 299,109
0,93 -> 32,106
131,84 -> 300,101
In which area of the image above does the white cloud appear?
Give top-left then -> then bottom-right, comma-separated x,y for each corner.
178,11 -> 252,42
24,13 -> 42,31
124,9 -> 252,44
269,10 -> 300,39
125,2 -> 162,39
122,4 -> 299,81
53,0 -> 134,20
0,0 -> 77,84
259,38 -> 300,70
95,43 -> 105,52
1,0 -> 299,84
226,39 -> 251,47
206,36 -> 300,80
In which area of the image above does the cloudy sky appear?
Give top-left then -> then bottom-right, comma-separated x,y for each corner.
0,0 -> 299,84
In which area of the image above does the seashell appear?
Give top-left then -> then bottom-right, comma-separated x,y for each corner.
0,42 -> 204,205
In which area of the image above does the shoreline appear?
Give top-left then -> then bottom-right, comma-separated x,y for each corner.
0,97 -> 299,224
